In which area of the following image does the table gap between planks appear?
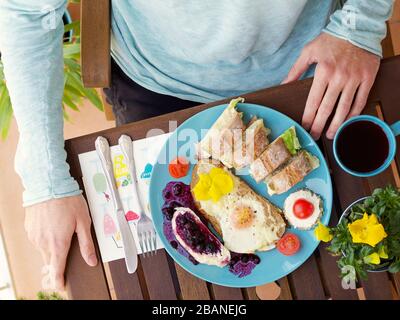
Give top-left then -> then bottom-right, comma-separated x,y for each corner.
65,56 -> 400,300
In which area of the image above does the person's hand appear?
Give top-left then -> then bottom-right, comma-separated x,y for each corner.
24,195 -> 98,291
282,33 -> 380,140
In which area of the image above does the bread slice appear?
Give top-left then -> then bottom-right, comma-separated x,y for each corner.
266,150 -> 320,195
190,159 -> 286,253
249,126 -> 300,182
197,97 -> 245,166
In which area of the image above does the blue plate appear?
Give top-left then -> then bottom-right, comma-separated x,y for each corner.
149,103 -> 332,287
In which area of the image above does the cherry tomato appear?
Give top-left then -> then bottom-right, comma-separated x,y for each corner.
277,233 -> 301,256
168,156 -> 190,178
293,198 -> 314,219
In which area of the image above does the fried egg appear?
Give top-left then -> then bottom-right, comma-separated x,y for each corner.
191,160 -> 286,253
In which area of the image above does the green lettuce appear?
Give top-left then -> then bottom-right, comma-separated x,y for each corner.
280,126 -> 301,155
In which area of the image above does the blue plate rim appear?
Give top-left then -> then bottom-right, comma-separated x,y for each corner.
149,102 -> 333,287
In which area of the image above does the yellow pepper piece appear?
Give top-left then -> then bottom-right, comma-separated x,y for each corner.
348,213 -> 387,247
314,222 -> 333,242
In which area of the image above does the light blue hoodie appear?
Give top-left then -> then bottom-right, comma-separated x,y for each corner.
0,0 -> 394,206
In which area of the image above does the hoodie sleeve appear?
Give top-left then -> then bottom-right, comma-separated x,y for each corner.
0,0 -> 81,207
323,0 -> 394,57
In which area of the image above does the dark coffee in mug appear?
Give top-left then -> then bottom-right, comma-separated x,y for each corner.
335,120 -> 389,173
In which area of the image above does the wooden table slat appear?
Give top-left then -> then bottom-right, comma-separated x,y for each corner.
211,285 -> 244,300
138,251 -> 178,300
277,277 -> 293,300
360,273 -> 395,300
65,236 -> 111,300
288,255 -> 326,300
174,264 -> 211,300
244,287 -> 259,300
107,260 -> 144,300
316,201 -> 359,300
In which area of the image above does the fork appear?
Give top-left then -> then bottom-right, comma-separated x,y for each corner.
118,134 -> 158,257
137,212 -> 158,257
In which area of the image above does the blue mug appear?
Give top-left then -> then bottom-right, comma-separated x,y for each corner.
333,115 -> 400,177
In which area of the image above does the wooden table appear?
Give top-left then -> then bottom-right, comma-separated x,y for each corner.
65,55 -> 400,300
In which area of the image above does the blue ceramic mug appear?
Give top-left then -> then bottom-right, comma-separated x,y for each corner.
333,115 -> 400,177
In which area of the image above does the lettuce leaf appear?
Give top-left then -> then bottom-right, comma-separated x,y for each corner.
280,126 -> 301,155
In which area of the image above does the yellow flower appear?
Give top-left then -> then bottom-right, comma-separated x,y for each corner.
378,246 -> 388,259
348,213 -> 387,247
193,167 -> 234,202
314,222 -> 333,242
363,246 -> 388,266
364,252 -> 381,265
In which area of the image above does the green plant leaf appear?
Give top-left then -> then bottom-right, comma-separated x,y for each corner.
64,20 -> 80,35
0,60 -> 4,81
64,57 -> 81,73
64,83 -> 84,99
62,106 -> 71,122
0,85 -> 13,140
63,93 -> 80,111
63,43 -> 81,58
82,88 -> 103,111
68,72 -> 103,111
37,291 -> 64,300
389,259 -> 400,273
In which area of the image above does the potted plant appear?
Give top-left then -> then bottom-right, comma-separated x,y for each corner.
315,185 -> 400,283
0,0 -> 103,140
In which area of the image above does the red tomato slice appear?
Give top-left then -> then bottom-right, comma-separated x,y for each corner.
168,156 -> 190,178
293,198 -> 314,219
277,233 -> 301,256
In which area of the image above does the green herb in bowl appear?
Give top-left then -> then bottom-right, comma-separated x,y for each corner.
314,186 -> 400,281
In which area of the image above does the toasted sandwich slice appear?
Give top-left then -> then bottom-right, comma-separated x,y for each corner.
232,118 -> 271,169
266,150 -> 320,195
197,97 -> 245,167
250,127 -> 300,182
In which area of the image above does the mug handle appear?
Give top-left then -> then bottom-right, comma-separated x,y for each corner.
391,121 -> 400,137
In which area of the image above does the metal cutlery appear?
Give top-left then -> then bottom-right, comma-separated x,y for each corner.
95,136 -> 138,273
118,134 -> 158,257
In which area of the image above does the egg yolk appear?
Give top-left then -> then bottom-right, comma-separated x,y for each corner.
231,206 -> 255,229
193,167 -> 234,202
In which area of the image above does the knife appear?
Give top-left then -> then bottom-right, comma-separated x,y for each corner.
95,136 -> 138,274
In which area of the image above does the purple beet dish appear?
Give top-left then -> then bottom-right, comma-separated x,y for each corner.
161,181 -> 260,277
